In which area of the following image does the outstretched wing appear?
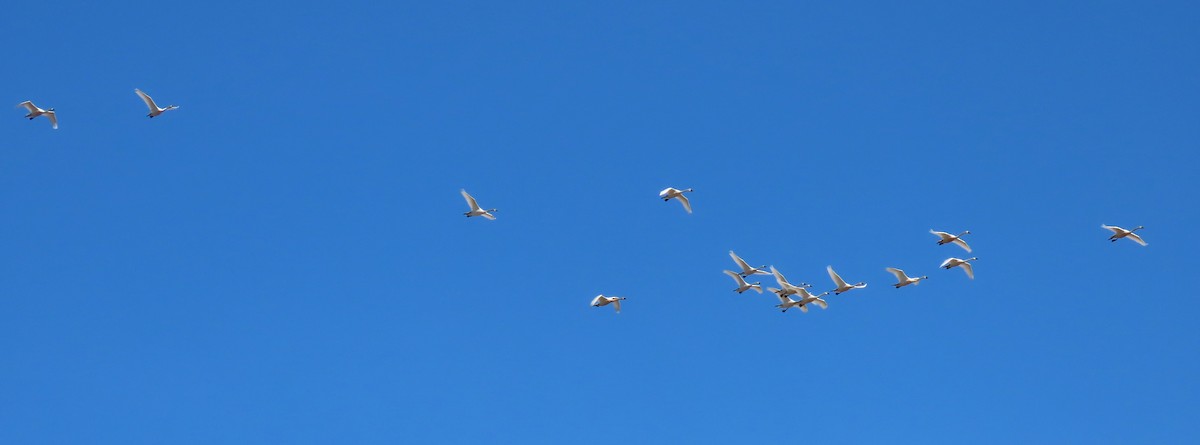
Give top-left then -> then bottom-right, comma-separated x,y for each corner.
17,101 -> 38,113
771,266 -> 789,286
811,298 -> 829,310
481,212 -> 496,221
613,299 -> 622,313
749,284 -> 763,294
729,251 -> 752,272
930,230 -> 954,242
1101,224 -> 1123,234
460,189 -> 481,211
952,238 -> 972,252
46,111 -> 58,129
961,262 -> 975,279
827,266 -> 847,288
885,267 -> 907,282
940,258 -> 955,268
723,270 -> 744,285
1126,232 -> 1148,246
677,194 -> 692,214
135,89 -> 159,111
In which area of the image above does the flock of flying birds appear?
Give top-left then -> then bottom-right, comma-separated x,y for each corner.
717,233 -> 974,315
16,93 -> 1149,315
457,186 -> 1151,315
17,89 -> 178,129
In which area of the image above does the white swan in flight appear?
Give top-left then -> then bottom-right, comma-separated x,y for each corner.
659,187 -> 694,214
17,101 -> 57,129
1101,225 -> 1147,246
728,250 -> 770,277
940,257 -> 978,279
460,189 -> 497,220
723,270 -> 763,294
134,89 -> 179,118
930,230 -> 972,252
590,294 -> 627,313
767,266 -> 811,298
776,288 -> 830,313
827,265 -> 867,295
886,267 -> 928,288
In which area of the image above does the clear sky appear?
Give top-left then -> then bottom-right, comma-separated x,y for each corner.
3,1 -> 1198,443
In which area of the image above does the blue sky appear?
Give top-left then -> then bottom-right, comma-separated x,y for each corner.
3,1 -> 1198,443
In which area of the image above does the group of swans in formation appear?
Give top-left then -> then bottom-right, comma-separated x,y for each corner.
17,89 -> 179,130
456,188 -> 1148,314
724,240 -> 941,314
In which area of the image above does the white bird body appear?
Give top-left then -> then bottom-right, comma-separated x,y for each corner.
886,267 -> 928,288
1102,225 -> 1147,246
728,251 -> 770,277
827,265 -> 867,295
930,229 -> 972,252
591,294 -> 627,313
723,270 -> 763,294
17,101 -> 57,129
134,89 -> 179,118
940,257 -> 978,279
460,189 -> 497,220
767,266 -> 811,298
659,187 -> 694,214
777,288 -> 830,313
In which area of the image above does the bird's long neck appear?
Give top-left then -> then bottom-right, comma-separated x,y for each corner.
1132,226 -> 1144,232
